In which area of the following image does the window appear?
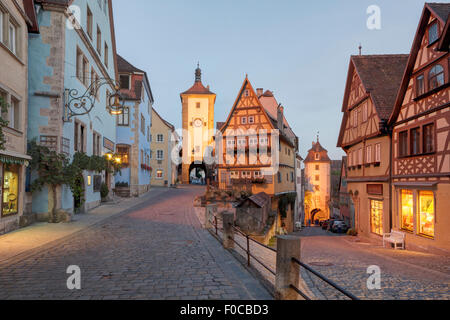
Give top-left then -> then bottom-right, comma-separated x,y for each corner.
96,26 -> 102,55
40,135 -> 58,152
399,131 -> 408,157
362,103 -> 368,123
366,145 -> 372,164
423,123 -> 435,153
117,107 -> 129,126
0,10 -> 3,44
120,74 -> 130,89
248,116 -> 255,124
315,165 -> 319,170
315,175 -> 319,181
104,43 -> 109,67
277,172 -> 281,183
429,64 -> 445,90
418,191 -> 435,237
140,150 -> 144,165
76,48 -> 89,85
8,21 -> 16,54
2,164 -> 19,216
375,144 -> 381,163
259,137 -> 268,145
196,102 -> 201,109
416,75 -> 425,96
93,132 -> 101,156
357,148 -> 363,165
410,127 -> 420,155
241,117 -> 247,124
156,170 -> 163,179
428,22 -> 439,44
9,97 -> 19,130
74,121 -> 86,153
86,6 -> 93,38
400,190 -> 414,232
116,145 -> 130,165
370,200 -> 383,236
315,153 -> 320,160
157,150 -> 164,160
237,138 -> 246,147
157,134 -> 164,143
141,114 -> 145,135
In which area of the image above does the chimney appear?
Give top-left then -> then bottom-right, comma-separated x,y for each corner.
256,88 -> 263,97
277,104 -> 284,132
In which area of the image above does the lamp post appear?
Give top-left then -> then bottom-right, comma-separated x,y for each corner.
64,78 -> 125,121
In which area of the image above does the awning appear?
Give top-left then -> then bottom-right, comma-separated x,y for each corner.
393,181 -> 438,188
0,150 -> 32,166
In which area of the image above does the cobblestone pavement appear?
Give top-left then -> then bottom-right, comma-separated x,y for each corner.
0,186 -> 271,300
227,226 -> 449,300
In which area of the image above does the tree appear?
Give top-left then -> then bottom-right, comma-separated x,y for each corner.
0,96 -> 9,151
28,140 -> 69,223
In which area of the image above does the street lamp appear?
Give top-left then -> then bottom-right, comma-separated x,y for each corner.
64,79 -> 125,121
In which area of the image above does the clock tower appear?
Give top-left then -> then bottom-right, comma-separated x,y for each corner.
180,65 -> 216,184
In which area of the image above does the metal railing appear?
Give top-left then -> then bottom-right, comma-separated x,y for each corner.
207,217 -> 358,300
291,257 -> 359,300
228,224 -> 276,276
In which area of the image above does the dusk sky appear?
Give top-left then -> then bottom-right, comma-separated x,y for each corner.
112,0 -> 434,160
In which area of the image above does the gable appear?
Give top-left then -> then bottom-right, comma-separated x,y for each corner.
221,77 -> 275,134
390,3 -> 450,125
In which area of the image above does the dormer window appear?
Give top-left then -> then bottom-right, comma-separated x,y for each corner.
315,153 -> 320,160
428,21 -> 439,45
120,74 -> 130,90
429,64 -> 444,90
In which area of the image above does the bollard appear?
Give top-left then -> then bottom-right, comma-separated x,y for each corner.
205,204 -> 217,229
275,235 -> 302,300
222,212 -> 234,249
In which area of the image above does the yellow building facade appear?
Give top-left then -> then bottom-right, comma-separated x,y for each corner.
150,108 -> 178,187
180,65 -> 216,184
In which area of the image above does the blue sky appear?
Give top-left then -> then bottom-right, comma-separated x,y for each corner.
112,0 -> 434,160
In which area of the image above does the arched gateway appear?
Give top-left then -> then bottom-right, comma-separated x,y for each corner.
180,65 -> 216,184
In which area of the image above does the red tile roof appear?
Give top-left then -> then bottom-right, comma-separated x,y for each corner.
351,54 -> 409,120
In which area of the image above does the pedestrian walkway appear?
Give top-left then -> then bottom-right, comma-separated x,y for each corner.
0,186 -> 272,300
0,188 -> 169,264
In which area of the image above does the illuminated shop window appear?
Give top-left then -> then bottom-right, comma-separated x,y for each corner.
418,191 -> 435,238
370,200 -> 383,236
400,190 -> 414,232
2,165 -> 19,216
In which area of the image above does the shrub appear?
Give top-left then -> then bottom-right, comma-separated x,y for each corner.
100,183 -> 109,199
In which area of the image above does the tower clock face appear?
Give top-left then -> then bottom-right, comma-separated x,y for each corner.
194,119 -> 203,127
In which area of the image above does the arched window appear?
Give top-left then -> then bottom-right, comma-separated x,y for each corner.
429,64 -> 445,90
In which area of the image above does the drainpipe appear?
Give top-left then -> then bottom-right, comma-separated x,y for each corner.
381,119 -> 393,231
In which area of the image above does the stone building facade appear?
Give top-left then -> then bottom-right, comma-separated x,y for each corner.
0,0 -> 37,234
304,138 -> 331,224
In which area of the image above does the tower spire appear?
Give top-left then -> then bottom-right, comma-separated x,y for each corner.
195,62 -> 202,83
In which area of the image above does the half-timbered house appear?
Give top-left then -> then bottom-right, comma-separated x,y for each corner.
388,3 -> 450,252
337,54 -> 408,240
217,77 -> 298,232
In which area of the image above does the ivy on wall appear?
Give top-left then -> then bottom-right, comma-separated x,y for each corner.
28,140 -> 122,222
278,192 -> 297,218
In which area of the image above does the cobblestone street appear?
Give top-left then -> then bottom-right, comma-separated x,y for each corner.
0,186 -> 271,300
231,226 -> 449,300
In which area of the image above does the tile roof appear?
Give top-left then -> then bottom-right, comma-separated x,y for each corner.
352,54 -> 409,120
117,54 -> 145,74
237,192 -> 270,208
23,0 -> 39,33
304,140 -> 331,163
182,81 -> 215,95
216,122 -> 226,131
427,3 -> 450,21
